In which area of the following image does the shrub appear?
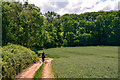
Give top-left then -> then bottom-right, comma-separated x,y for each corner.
62,39 -> 68,47
2,43 -> 38,78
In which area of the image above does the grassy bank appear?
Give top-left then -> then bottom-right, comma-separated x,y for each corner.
39,46 -> 118,78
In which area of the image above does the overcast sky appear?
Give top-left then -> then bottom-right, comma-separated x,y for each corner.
20,0 -> 119,15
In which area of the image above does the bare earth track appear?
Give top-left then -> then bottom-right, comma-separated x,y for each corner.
42,58 -> 54,78
15,58 -> 54,80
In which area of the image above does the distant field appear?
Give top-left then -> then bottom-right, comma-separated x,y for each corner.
39,47 -> 118,78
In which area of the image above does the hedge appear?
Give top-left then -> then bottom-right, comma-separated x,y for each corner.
2,43 -> 38,78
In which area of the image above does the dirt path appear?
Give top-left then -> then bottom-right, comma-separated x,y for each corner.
15,61 -> 42,80
42,58 -> 54,78
15,58 -> 54,80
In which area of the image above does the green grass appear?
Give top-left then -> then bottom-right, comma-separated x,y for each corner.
34,63 -> 45,80
39,46 -> 118,78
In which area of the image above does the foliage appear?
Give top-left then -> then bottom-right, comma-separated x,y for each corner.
42,11 -> 120,47
0,47 -> 2,79
2,2 -> 44,49
2,43 -> 38,78
2,2 -> 120,49
39,47 -> 118,78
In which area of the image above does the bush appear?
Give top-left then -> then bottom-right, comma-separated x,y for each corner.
2,43 -> 38,78
62,39 -> 68,47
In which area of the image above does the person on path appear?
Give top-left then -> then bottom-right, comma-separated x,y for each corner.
42,51 -> 46,62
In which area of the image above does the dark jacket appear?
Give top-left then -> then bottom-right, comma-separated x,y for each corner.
42,52 -> 46,58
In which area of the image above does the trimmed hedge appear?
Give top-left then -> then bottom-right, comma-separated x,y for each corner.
2,43 -> 38,78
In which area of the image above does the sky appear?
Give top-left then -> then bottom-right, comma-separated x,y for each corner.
19,0 -> 120,15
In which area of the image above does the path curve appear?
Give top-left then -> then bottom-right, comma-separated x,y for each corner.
15,61 -> 42,80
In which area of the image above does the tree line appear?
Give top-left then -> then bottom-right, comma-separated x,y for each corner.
2,2 -> 120,50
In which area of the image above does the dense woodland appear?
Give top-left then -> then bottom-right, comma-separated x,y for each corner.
2,2 -> 120,50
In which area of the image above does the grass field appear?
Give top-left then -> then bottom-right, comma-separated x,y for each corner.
39,46 -> 118,78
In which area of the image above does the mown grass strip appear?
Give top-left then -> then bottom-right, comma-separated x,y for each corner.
34,63 -> 44,80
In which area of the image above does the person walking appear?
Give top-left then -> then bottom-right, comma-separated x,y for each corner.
42,51 -> 46,62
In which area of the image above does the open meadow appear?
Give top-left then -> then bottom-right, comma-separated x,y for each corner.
39,46 -> 118,78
